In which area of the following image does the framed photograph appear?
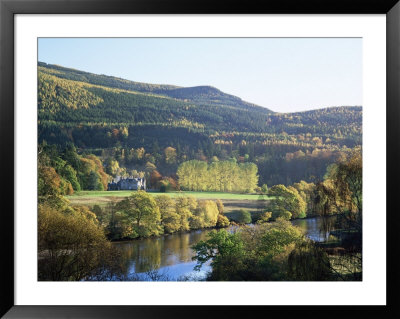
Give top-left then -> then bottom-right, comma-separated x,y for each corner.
1,0 -> 399,317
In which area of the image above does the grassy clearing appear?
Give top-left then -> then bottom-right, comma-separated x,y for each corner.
223,199 -> 268,217
66,190 -> 134,198
67,190 -> 269,200
66,190 -> 272,212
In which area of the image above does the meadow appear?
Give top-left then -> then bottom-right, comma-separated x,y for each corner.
66,190 -> 271,214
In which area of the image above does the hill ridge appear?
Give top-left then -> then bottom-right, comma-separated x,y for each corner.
38,61 -> 271,112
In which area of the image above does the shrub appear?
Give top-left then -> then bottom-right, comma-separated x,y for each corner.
256,212 -> 272,224
235,209 -> 252,224
190,200 -> 219,229
216,214 -> 230,228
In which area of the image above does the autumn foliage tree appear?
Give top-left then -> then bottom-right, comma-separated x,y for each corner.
268,184 -> 307,219
190,200 -> 219,229
155,195 -> 181,234
177,160 -> 258,193
115,191 -> 162,238
38,203 -> 120,281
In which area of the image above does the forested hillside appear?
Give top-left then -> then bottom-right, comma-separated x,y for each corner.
38,61 -> 270,111
38,62 -> 362,187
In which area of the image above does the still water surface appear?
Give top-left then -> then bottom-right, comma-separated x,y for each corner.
112,216 -> 336,281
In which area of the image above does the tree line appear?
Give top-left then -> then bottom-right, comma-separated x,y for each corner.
177,160 -> 258,193
101,193 -> 229,240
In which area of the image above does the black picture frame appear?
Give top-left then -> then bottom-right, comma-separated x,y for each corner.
1,0 -> 399,318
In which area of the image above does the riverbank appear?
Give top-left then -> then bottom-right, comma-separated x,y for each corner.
109,214 -> 339,243
109,224 -> 227,243
104,216 -> 338,281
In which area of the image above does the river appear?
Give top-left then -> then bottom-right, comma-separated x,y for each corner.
111,216 -> 336,281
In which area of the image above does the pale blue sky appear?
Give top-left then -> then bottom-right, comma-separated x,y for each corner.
38,38 -> 362,113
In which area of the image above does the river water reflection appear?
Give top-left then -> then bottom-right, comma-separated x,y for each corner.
112,216 -> 336,281
113,229 -> 214,280
292,215 -> 337,242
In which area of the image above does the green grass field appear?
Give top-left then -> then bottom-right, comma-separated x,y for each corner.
66,190 -> 272,214
67,190 -> 268,200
